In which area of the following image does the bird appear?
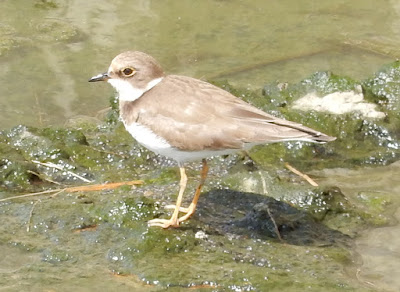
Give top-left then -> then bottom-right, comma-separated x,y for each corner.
89,51 -> 335,228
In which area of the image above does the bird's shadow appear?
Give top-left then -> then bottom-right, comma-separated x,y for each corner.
190,189 -> 351,247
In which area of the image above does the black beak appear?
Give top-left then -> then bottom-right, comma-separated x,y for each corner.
88,72 -> 109,82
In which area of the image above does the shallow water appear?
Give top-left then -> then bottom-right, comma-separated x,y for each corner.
0,0 -> 399,129
1,1 -> 400,291
317,161 -> 400,291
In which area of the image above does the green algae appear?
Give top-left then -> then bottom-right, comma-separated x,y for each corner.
261,71 -> 360,108
1,62 -> 399,192
228,65 -> 399,169
34,0 -> 58,10
1,65 -> 399,291
363,61 -> 400,112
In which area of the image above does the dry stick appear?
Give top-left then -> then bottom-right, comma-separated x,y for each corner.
356,268 -> 376,288
26,189 -> 72,232
65,180 -> 143,192
265,205 -> 283,242
27,200 -> 40,232
0,189 -> 60,202
27,170 -> 62,185
284,163 -> 318,187
258,171 -> 281,240
0,180 -> 144,203
32,160 -> 92,183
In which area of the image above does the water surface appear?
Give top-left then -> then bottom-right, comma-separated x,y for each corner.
1,1 -> 400,291
1,0 -> 399,128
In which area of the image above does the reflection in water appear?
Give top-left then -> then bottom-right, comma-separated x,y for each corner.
0,0 -> 398,129
356,207 -> 400,291
318,161 -> 400,291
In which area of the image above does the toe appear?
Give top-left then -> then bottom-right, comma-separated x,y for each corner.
147,218 -> 179,228
164,205 -> 190,213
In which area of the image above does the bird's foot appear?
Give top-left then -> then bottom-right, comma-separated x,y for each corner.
148,203 -> 197,228
164,204 -> 190,213
177,206 -> 195,222
164,203 -> 196,222
147,218 -> 180,228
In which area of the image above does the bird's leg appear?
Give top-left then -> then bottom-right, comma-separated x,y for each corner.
147,167 -> 187,228
177,159 -> 208,223
164,159 -> 209,214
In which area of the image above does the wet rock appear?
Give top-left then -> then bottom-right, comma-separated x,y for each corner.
98,188 -> 356,290
2,63 -> 398,291
363,61 -> 400,113
262,71 -> 360,109
0,125 -> 95,190
292,90 -> 385,119
213,70 -> 399,169
192,189 -> 351,246
258,69 -> 399,168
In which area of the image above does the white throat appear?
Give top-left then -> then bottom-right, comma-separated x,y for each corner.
108,77 -> 163,101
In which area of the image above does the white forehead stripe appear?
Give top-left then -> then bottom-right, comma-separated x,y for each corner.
107,77 -> 164,102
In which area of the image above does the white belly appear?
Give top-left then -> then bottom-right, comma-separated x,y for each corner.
123,122 -> 238,164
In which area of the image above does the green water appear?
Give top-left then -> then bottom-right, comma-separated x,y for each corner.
1,1 -> 400,291
0,0 -> 397,129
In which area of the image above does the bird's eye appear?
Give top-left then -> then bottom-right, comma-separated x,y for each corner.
121,67 -> 135,77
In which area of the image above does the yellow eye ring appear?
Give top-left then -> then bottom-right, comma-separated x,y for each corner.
121,67 -> 135,77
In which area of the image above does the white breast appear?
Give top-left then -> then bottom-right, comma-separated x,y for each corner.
123,122 -> 238,164
124,122 -> 172,153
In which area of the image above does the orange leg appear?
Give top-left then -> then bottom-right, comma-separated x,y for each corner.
177,159 -> 208,223
147,166 -> 187,228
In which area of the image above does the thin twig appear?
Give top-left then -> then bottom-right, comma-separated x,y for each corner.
27,170 -> 62,185
284,163 -> 318,187
64,180 -> 143,192
27,200 -> 40,232
50,189 -> 66,198
26,189 -> 66,232
265,204 -> 283,241
32,160 -> 92,183
0,189 -> 60,202
356,268 -> 376,288
0,180 -> 144,203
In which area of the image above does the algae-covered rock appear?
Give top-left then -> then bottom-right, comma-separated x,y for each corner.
255,68 -> 399,168
261,71 -> 360,110
82,189 -> 356,290
1,65 -> 399,291
0,120 -> 165,191
363,61 -> 400,112
0,125 -> 95,190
